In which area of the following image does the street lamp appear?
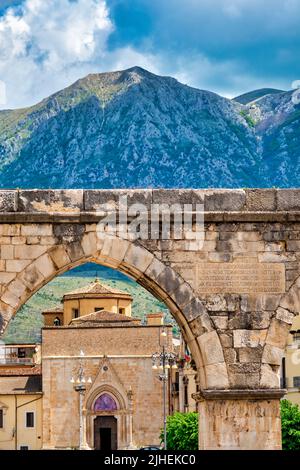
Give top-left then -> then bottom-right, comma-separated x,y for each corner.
151,327 -> 177,451
70,350 -> 92,450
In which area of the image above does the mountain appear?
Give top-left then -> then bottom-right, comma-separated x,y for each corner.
0,66 -> 299,188
234,88 -> 285,105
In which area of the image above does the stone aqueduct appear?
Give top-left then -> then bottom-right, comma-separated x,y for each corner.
0,188 -> 300,450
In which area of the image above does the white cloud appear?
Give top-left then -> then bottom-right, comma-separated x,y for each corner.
0,0 -> 294,109
0,0 -> 113,108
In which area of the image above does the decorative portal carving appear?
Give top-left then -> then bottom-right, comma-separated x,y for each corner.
94,393 -> 118,411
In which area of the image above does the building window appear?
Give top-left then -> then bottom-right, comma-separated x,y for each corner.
53,317 -> 61,326
26,412 -> 34,428
94,307 -> 104,312
0,409 -> 3,428
119,308 -> 125,315
72,308 -> 79,319
20,446 -> 29,450
293,333 -> 300,347
293,376 -> 300,388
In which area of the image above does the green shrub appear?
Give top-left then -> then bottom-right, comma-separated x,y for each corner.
281,399 -> 300,450
161,412 -> 198,450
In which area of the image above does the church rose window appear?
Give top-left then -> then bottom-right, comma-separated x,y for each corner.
94,393 -> 118,411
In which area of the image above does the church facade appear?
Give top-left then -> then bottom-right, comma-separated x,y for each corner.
1,280 -> 179,450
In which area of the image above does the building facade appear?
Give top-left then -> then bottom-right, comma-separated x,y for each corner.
1,280 -> 178,450
0,344 -> 42,450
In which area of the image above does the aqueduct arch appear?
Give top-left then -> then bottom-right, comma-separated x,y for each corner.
0,188 -> 300,449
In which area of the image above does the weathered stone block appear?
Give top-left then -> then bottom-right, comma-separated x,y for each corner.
34,254 -> 56,279
0,272 -> 16,285
19,264 -> 44,290
277,189 -> 300,211
262,344 -> 284,365
182,298 -> 207,322
81,232 -> 97,256
275,306 -> 295,324
66,242 -> 85,262
18,189 -> 83,212
0,190 -> 17,212
123,244 -> 154,275
208,252 -> 232,262
211,316 -> 228,330
101,237 -> 129,265
6,278 -> 27,298
223,348 -> 237,364
238,346 -> 262,363
188,312 -> 213,336
6,259 -> 31,272
1,289 -> 19,309
261,294 -> 281,311
228,372 -> 260,389
204,295 -> 227,312
265,318 -> 291,349
216,240 -> 265,252
245,189 -> 276,211
11,236 -> 27,245
220,231 -> 262,242
84,189 -> 152,211
154,266 -> 182,295
233,330 -> 267,348
204,190 -> 246,211
26,236 -> 41,245
258,252 -> 294,262
260,364 -> 280,388
53,224 -> 85,243
205,363 -> 229,388
251,311 -> 272,329
49,245 -> 71,269
171,282 -> 194,309
228,312 -> 251,329
14,245 -> 47,260
228,363 -> 261,374
279,279 -> 300,313
21,224 -> 53,236
1,245 -> 14,260
219,332 -> 233,348
0,225 -> 20,236
197,331 -> 225,365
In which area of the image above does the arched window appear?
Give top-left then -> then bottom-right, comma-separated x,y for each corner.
94,393 -> 118,411
53,317 -> 61,326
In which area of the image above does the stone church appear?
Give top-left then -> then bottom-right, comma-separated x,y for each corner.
0,279 -> 182,450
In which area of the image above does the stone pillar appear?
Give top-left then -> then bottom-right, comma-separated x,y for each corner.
193,389 -> 284,450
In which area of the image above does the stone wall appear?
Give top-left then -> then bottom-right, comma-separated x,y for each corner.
1,188 -> 300,449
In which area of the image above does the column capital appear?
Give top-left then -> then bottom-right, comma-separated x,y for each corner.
193,388 -> 286,402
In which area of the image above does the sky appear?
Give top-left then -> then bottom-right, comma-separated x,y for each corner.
0,0 -> 300,109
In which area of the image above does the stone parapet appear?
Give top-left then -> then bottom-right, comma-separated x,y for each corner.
0,189 -> 299,218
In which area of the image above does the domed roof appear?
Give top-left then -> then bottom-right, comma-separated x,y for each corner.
63,279 -> 132,301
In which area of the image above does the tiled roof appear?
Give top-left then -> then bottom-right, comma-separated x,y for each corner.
0,375 -> 42,394
42,305 -> 63,314
63,279 -> 132,298
70,310 -> 135,326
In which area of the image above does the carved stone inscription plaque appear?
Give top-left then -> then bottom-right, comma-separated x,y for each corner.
196,258 -> 285,294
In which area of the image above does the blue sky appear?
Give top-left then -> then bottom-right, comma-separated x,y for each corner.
0,0 -> 300,109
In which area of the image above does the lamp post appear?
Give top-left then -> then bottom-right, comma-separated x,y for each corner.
152,327 -> 177,450
70,350 -> 92,450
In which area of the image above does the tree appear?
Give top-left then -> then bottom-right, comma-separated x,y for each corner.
161,412 -> 198,450
281,399 -> 300,450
